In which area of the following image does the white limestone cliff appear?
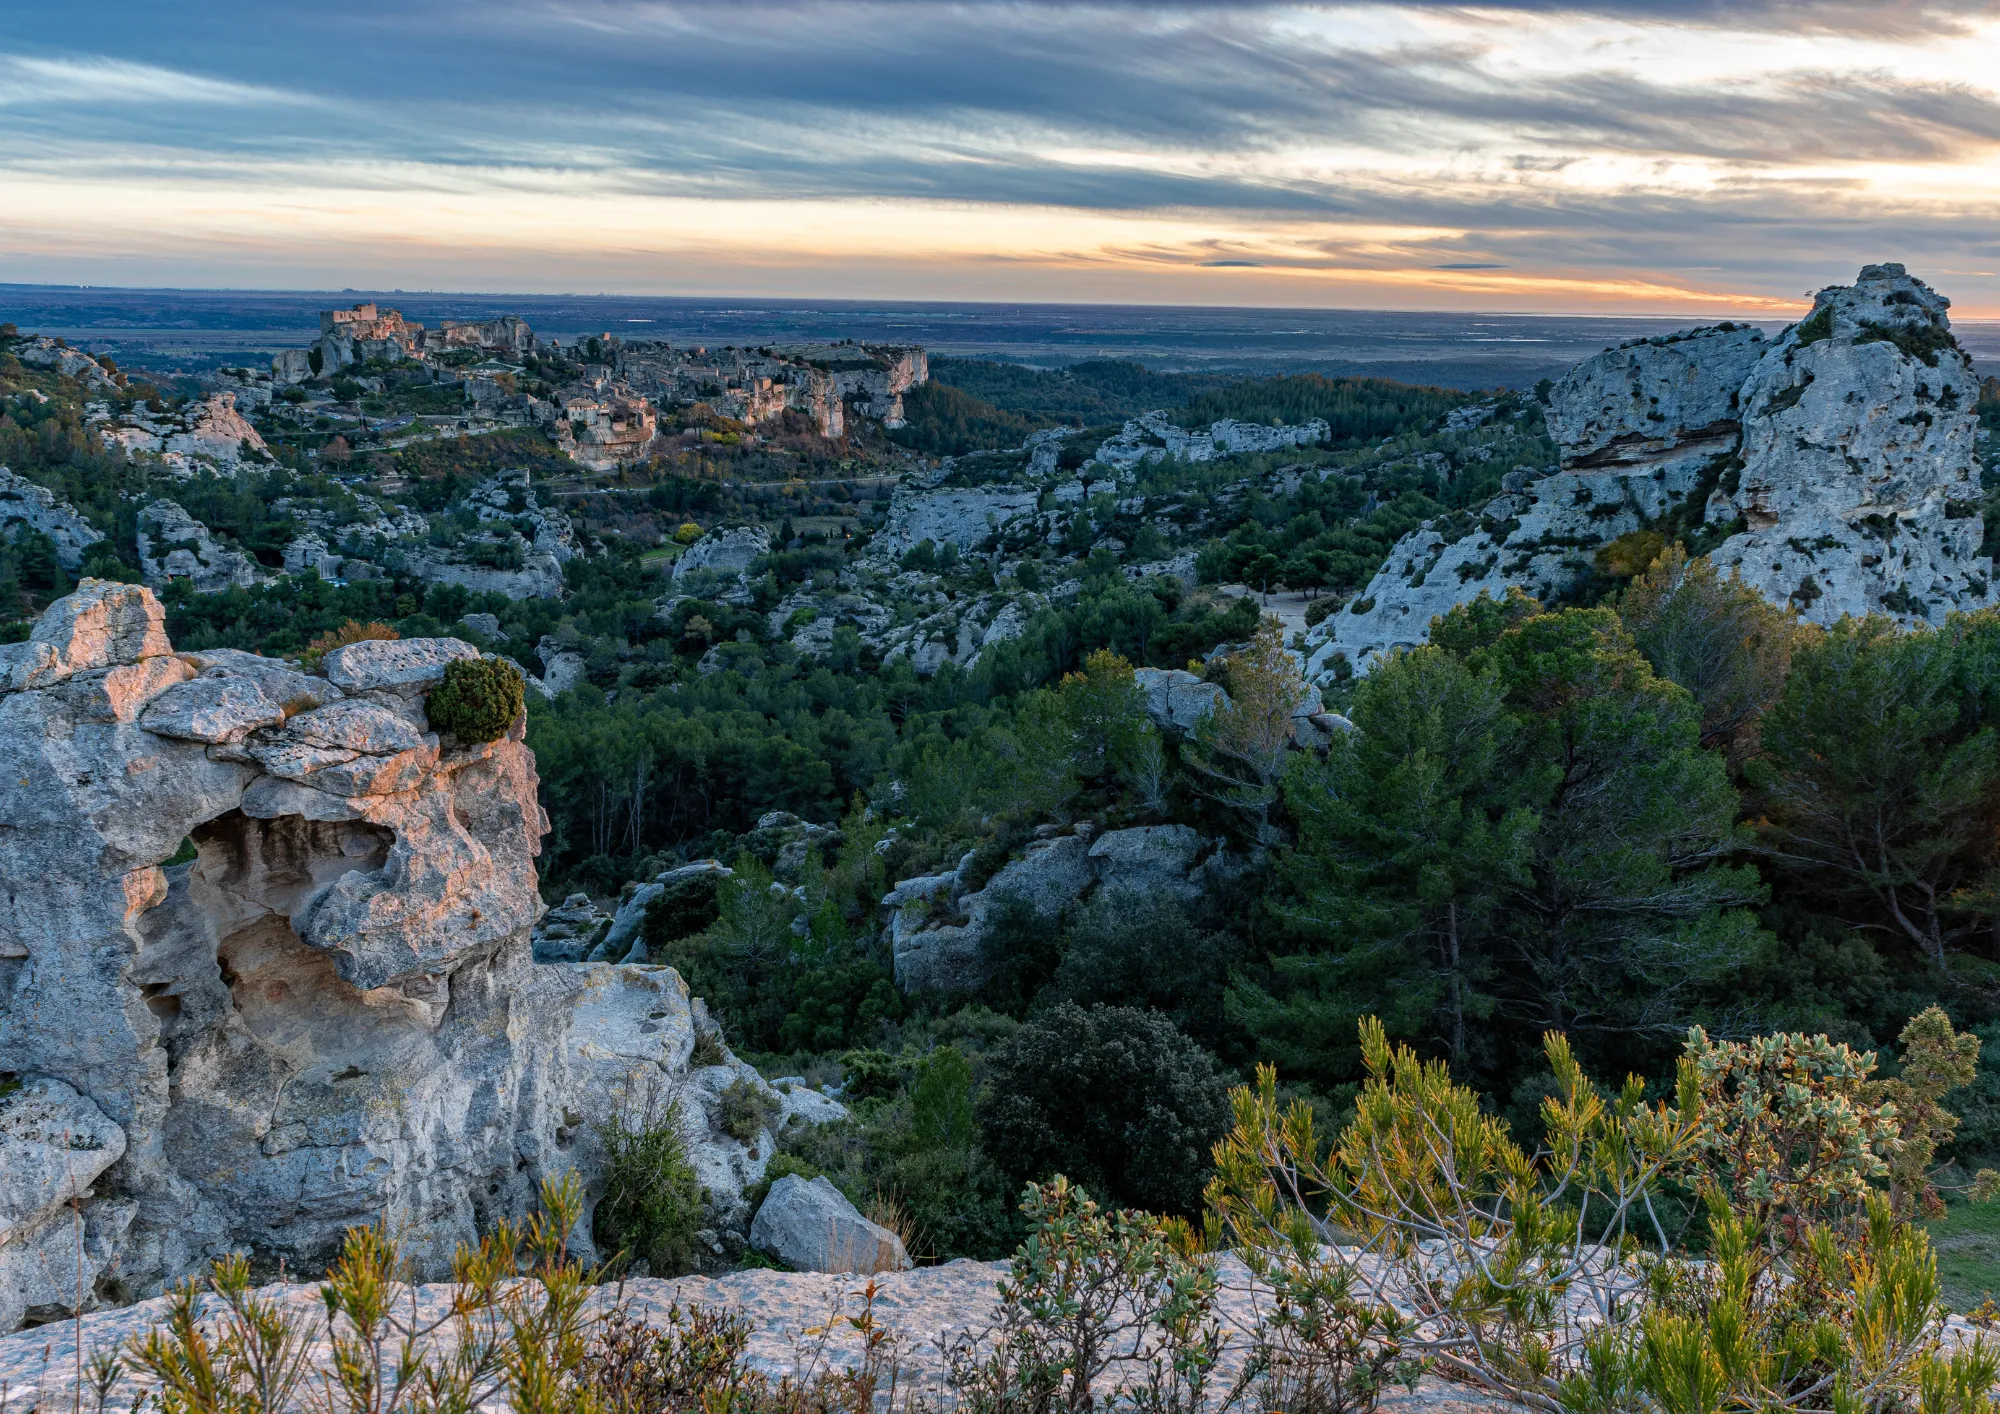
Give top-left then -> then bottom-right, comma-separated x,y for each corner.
1706,264 -> 1990,623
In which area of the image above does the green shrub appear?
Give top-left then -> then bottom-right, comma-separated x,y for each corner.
978,1003 -> 1234,1217
426,655 -> 525,742
839,1047 -> 903,1100
718,1077 -> 776,1144
1795,304 -> 1835,346
595,1104 -> 704,1276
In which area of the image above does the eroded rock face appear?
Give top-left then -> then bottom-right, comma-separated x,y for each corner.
1543,324 -> 1767,467
1304,265 -> 1995,679
0,466 -> 104,571
0,583 -> 806,1331
674,525 -> 771,585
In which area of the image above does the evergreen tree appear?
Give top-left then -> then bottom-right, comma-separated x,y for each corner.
1752,613 -> 2000,973
1233,645 -> 1531,1083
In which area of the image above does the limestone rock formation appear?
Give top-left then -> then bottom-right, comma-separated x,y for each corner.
0,582 -> 814,1332
749,1175 -> 911,1274
1304,265 -> 1994,680
1132,667 -> 1227,733
1706,264 -> 1990,623
532,892 -> 612,962
887,824 -> 1245,991
871,486 -> 1043,560
400,470 -> 574,600
588,861 -> 735,964
0,1079 -> 128,1331
1089,413 -> 1330,475
0,466 -> 104,571
674,525 -> 771,585
13,337 -> 118,390
136,500 -> 271,594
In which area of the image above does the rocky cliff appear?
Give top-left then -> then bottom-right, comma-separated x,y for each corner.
0,583 -> 815,1332
1304,265 -> 1993,679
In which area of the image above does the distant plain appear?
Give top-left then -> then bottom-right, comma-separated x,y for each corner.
14,283 -> 1994,391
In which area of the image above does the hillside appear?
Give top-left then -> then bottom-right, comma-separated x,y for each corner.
10,269 -> 2000,1320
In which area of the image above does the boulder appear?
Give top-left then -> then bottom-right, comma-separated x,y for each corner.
1133,667 -> 1227,733
459,612 -> 505,641
532,892 -> 611,962
0,578 -> 172,691
673,525 -> 771,584
592,861 -> 734,963
749,1175 -> 910,1274
139,675 -> 287,744
1089,825 -> 1205,898
889,825 -> 1236,992
322,636 -> 480,692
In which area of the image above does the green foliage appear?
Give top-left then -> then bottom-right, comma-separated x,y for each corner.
1210,1017 -> 2000,1414
596,1102 -> 705,1276
979,1002 -> 1235,1217
1796,304 -> 1836,347
1049,894 -> 1246,1053
132,1174 -> 609,1414
1176,374 -> 1465,442
949,1177 -> 1227,1414
1751,614 -> 2000,974
426,655 -> 526,742
1247,597 -> 1767,1093
1618,544 -> 1799,766
718,1077 -> 778,1144
1858,318 -> 1963,368
785,1039 -> 1024,1260
889,381 -> 1046,456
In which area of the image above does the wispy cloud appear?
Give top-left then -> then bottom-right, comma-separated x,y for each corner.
0,54 -> 312,109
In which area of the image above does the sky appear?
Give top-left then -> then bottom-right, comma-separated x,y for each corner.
3,2 -> 2000,315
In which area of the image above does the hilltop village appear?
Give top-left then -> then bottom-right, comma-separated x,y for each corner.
11,269 -> 2000,1406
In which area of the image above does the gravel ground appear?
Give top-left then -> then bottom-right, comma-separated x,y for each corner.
0,1258 -> 1510,1413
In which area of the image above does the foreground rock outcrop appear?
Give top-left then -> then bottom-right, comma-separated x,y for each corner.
1306,265 -> 1993,678
0,582 -> 814,1332
0,1255 -> 1502,1414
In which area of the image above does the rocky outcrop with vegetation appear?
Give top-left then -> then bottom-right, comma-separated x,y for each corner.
1308,264 -> 1993,677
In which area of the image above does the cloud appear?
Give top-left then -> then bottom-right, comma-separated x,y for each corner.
0,1 -> 1998,309
0,54 -> 310,109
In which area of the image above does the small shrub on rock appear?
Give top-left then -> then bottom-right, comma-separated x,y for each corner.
718,1076 -> 777,1144
596,1103 -> 704,1277
426,656 -> 525,742
300,618 -> 396,671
